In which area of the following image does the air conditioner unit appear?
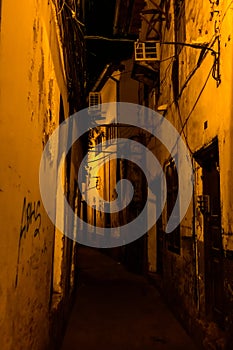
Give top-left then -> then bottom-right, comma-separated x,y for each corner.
88,92 -> 101,113
134,41 -> 160,61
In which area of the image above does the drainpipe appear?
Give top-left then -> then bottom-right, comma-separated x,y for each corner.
193,159 -> 200,313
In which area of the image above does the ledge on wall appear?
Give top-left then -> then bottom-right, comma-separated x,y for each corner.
131,60 -> 160,87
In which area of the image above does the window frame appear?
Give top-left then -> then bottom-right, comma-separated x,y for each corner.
165,159 -> 181,254
172,0 -> 186,100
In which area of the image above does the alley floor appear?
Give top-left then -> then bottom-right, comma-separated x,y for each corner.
61,246 -> 198,350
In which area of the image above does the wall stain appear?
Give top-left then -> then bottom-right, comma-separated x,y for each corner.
38,49 -> 45,108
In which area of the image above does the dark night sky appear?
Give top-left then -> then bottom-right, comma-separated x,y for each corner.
84,0 -> 134,90
85,0 -> 116,36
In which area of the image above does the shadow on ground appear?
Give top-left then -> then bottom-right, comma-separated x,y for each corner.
61,246 -> 198,350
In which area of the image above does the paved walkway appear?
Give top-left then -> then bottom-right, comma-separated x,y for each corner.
61,246 -> 198,350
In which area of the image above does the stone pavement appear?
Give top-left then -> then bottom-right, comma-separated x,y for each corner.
61,246 -> 198,350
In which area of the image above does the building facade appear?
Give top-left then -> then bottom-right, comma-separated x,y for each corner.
131,0 -> 233,348
0,1 -> 86,349
85,0 -> 233,348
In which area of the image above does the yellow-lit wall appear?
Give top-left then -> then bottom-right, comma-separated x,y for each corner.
86,71 -> 120,239
141,0 -> 233,346
0,1 -> 71,349
86,62 -> 140,247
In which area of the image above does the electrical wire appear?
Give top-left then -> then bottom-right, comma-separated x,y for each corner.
178,34 -> 219,97
161,41 -> 218,54
220,0 -> 233,28
160,57 -> 175,87
176,102 -> 193,155
57,1 -> 65,15
163,62 -> 214,159
84,36 -> 135,42
159,55 -> 176,62
57,1 -> 85,28
178,63 -> 214,149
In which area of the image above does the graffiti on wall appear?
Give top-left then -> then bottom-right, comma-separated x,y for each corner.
15,197 -> 42,288
20,197 -> 41,238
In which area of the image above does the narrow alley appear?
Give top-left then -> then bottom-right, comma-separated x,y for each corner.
1,0 -> 233,349
61,246 -> 197,350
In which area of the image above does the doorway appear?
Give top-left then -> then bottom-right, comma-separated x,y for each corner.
195,139 -> 224,327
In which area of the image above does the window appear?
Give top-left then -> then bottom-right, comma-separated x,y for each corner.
166,160 -> 180,253
172,0 -> 186,99
95,133 -> 103,156
105,202 -> 111,228
106,125 -> 116,145
89,92 -> 101,112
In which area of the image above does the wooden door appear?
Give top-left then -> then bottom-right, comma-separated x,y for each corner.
202,144 -> 224,326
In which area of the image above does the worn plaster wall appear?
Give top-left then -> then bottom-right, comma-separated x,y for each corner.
139,0 -> 233,348
85,70 -> 119,248
86,62 -> 146,262
0,1 -> 71,349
